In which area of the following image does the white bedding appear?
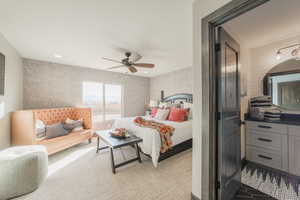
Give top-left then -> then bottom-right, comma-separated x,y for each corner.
112,116 -> 192,167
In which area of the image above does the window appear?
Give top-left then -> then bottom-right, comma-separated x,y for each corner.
82,82 -> 122,122
105,84 -> 122,120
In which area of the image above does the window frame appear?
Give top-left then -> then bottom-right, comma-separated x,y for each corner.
82,81 -> 124,121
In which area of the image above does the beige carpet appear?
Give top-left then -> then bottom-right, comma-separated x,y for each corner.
16,140 -> 192,200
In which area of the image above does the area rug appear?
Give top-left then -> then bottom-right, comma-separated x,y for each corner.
242,162 -> 300,200
234,184 -> 276,200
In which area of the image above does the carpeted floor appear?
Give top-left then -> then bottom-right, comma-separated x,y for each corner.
15,140 -> 283,200
15,141 -> 192,200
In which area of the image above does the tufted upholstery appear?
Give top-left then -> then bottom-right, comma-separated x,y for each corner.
33,107 -> 92,129
12,107 -> 93,155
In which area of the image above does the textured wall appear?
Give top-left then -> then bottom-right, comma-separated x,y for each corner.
23,59 -> 150,117
248,35 -> 300,98
150,67 -> 193,100
0,33 -> 23,149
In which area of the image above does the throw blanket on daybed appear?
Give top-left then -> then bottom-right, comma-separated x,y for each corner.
134,117 -> 174,153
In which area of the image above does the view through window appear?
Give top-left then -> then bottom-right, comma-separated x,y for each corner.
82,82 -> 122,123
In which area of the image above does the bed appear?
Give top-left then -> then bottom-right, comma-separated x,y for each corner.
112,93 -> 193,167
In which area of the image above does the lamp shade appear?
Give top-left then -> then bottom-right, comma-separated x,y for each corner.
149,100 -> 158,107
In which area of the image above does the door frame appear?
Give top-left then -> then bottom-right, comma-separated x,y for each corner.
201,1 -> 270,200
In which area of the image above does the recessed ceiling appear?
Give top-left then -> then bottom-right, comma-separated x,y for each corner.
223,0 -> 300,48
0,0 -> 193,77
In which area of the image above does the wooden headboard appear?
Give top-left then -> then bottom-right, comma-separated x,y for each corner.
162,93 -> 193,104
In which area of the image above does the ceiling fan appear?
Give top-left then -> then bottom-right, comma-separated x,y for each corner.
102,52 -> 155,73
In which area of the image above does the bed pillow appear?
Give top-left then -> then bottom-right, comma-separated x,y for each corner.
151,108 -> 158,117
168,107 -> 189,122
154,109 -> 170,120
159,102 -> 171,109
183,102 -> 193,120
45,123 -> 69,139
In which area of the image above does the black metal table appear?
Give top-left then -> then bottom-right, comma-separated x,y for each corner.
95,130 -> 143,174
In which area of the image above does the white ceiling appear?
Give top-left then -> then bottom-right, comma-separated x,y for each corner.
224,0 -> 300,48
0,0 -> 193,77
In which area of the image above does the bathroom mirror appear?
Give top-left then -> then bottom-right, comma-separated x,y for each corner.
0,53 -> 5,95
263,59 -> 300,110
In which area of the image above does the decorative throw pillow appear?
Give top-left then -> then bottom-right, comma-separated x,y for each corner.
183,102 -> 193,120
159,102 -> 171,109
36,119 -> 45,129
36,120 -> 46,139
45,123 -> 69,139
151,108 -> 158,117
36,128 -> 46,139
168,107 -> 189,122
72,126 -> 84,132
155,109 -> 170,120
63,121 -> 83,131
63,118 -> 83,131
65,118 -> 83,124
170,103 -> 181,108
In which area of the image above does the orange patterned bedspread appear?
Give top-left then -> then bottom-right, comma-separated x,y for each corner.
134,117 -> 174,153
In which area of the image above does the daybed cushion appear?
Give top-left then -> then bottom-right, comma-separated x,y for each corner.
46,123 -> 69,139
38,130 -> 92,155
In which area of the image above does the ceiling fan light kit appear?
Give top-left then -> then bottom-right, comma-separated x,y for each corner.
103,52 -> 155,73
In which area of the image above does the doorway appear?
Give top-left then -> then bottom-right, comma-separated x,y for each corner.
200,1 -> 270,200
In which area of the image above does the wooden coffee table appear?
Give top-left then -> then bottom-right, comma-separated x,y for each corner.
95,130 -> 143,174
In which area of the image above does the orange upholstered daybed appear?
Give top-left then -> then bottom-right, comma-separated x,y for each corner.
11,107 -> 93,155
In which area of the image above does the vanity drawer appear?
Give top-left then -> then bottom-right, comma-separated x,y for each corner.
247,146 -> 282,170
246,131 -> 282,151
246,121 -> 287,134
288,125 -> 300,136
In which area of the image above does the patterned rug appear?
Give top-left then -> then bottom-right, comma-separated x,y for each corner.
242,162 -> 300,200
234,184 -> 276,200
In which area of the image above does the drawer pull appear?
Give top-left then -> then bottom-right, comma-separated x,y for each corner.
258,125 -> 272,129
258,138 -> 272,142
258,155 -> 272,160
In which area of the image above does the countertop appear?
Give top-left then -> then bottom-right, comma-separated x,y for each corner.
245,117 -> 300,126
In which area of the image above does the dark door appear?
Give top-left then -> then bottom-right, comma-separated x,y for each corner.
217,27 -> 241,200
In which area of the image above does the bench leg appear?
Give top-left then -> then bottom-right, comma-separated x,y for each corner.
96,137 -> 100,153
136,144 -> 142,163
96,137 -> 109,153
110,148 -> 116,174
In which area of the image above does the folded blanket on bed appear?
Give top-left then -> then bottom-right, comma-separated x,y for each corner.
134,117 -> 174,153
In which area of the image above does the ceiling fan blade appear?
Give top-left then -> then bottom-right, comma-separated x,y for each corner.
107,65 -> 125,70
133,63 -> 155,68
102,57 -> 122,64
128,66 -> 138,73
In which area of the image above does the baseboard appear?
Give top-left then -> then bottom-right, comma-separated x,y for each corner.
191,193 -> 201,200
241,157 -> 247,170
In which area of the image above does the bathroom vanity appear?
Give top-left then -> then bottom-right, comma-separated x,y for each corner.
246,119 -> 300,176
